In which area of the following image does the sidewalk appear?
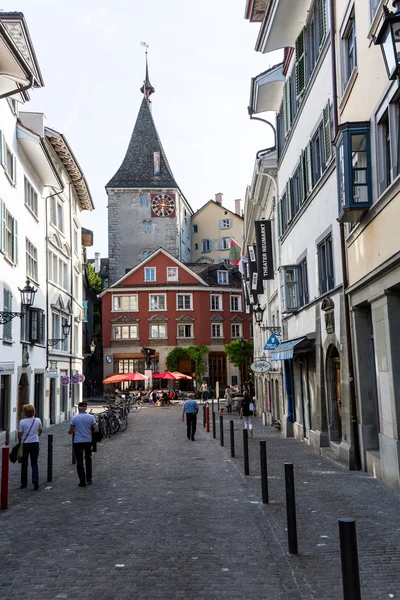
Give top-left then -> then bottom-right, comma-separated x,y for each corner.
0,405 -> 399,599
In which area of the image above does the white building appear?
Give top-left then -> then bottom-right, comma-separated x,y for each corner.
0,12 -> 94,444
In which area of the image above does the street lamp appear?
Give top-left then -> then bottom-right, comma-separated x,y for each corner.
0,279 -> 37,325
374,1 -> 400,80
89,339 -> 96,354
48,316 -> 71,347
253,302 -> 282,335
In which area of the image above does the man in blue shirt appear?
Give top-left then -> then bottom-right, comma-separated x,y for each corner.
68,402 -> 98,487
182,395 -> 199,441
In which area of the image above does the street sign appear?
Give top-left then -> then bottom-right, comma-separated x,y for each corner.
72,375 -> 79,384
264,333 -> 280,351
77,374 -> 85,383
251,360 -> 271,373
61,376 -> 70,386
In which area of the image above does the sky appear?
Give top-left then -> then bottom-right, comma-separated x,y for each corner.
13,0 -> 279,257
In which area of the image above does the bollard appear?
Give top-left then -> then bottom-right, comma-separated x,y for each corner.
230,420 -> 235,457
243,429 -> 249,475
203,404 -> 206,428
47,434 -> 53,482
206,403 -> 210,433
338,518 -> 361,600
284,462 -> 298,554
211,398 -> 214,414
1,446 -> 10,510
220,415 -> 224,446
212,410 -> 216,439
217,397 -> 220,413
260,441 -> 269,504
72,434 -> 76,465
262,412 -> 266,426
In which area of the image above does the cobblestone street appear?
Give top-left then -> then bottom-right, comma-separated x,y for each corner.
1,406 -> 400,600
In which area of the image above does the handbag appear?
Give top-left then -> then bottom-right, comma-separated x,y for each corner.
10,417 -> 36,463
249,402 -> 255,411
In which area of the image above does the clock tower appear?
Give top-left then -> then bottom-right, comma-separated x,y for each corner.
105,54 -> 193,284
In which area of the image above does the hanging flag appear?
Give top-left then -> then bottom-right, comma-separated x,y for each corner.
239,256 -> 248,275
247,244 -> 264,294
228,238 -> 241,265
255,220 -> 274,280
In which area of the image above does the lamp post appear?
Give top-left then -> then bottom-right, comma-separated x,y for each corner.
374,1 -> 400,80
48,316 -> 72,347
253,302 -> 281,335
0,279 -> 37,325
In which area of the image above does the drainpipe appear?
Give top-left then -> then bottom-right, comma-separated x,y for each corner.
68,183 -> 74,408
329,0 -> 361,470
0,75 -> 33,100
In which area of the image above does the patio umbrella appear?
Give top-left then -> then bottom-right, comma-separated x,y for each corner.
152,373 -> 164,379
159,371 -> 179,380
171,371 -> 193,380
123,372 -> 148,381
102,373 -> 130,384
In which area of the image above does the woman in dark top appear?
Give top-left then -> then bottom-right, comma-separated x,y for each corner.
240,391 -> 254,437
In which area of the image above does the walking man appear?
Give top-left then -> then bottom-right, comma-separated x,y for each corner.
68,402 -> 98,487
182,394 -> 199,441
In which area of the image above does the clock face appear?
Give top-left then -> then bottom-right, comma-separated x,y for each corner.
151,194 -> 176,217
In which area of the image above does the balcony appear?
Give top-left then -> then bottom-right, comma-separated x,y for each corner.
256,0 -> 310,53
249,63 -> 285,114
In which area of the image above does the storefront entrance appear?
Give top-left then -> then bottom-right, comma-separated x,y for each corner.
326,346 -> 342,442
208,353 -> 227,392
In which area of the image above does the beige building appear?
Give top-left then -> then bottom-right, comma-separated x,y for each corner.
191,194 -> 244,264
334,0 -> 400,490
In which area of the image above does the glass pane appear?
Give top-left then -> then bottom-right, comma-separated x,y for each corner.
286,282 -> 297,309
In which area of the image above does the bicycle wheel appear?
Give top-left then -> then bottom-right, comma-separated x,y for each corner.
119,416 -> 128,432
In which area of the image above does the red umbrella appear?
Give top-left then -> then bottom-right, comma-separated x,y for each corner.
152,373 -> 164,379
123,372 -> 148,381
159,371 -> 179,380
103,373 -> 130,384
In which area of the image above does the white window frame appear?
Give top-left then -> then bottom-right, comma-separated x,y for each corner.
210,294 -> 222,311
4,144 -> 16,185
4,206 -> 18,264
230,295 -> 242,312
176,293 -> 193,310
144,267 -> 156,282
24,177 -> 38,217
202,239 -> 212,253
50,196 -> 64,232
167,266 -> 179,281
341,7 -> 357,93
220,218 -> 232,229
112,324 -> 139,340
281,265 -> 300,312
26,238 -> 38,283
231,323 -> 242,339
150,323 -> 167,338
112,294 -> 138,312
217,270 -> 229,285
149,294 -> 166,311
177,323 -> 194,338
211,323 -> 223,338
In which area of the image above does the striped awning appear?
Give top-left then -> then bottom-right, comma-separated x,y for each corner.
270,338 -> 306,361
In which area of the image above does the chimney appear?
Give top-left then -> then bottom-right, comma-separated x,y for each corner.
94,252 -> 101,273
234,199 -> 241,216
215,192 -> 223,205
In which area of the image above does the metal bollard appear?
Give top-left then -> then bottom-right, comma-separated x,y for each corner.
72,434 -> 76,465
260,441 -> 269,504
211,398 -> 214,414
262,412 -> 266,426
230,420 -> 235,457
47,434 -> 53,482
1,446 -> 10,510
206,403 -> 210,433
203,404 -> 206,428
212,410 -> 216,439
338,518 -> 361,600
220,415 -> 224,446
243,429 -> 249,475
284,462 -> 298,554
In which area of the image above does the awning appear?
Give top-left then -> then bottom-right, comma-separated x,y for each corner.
271,337 -> 306,360
250,63 -> 285,114
17,123 -> 63,189
256,0 -> 310,53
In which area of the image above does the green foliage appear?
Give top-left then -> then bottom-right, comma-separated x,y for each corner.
224,339 -> 253,369
165,345 -> 209,384
87,262 -> 103,294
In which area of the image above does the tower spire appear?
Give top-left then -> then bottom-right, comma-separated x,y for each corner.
140,41 -> 155,101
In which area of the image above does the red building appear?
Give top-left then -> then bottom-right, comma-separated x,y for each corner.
100,249 -> 252,389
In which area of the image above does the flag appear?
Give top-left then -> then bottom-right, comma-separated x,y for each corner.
228,238 -> 241,265
239,256 -> 248,276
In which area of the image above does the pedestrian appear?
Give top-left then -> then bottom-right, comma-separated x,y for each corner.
240,391 -> 254,438
162,391 -> 170,406
68,402 -> 99,487
18,404 -> 42,491
181,393 -> 199,441
224,387 -> 233,414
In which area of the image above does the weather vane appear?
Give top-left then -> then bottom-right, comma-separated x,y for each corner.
140,41 -> 149,56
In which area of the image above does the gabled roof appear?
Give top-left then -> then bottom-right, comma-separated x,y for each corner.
106,97 -> 178,189
192,200 -> 243,220
186,263 -> 242,288
99,248 -> 208,296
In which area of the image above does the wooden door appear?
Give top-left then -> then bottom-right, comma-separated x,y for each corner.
208,353 -> 227,392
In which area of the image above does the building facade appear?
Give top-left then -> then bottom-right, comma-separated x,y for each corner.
191,194 -> 244,264
100,248 -> 252,390
106,65 -> 193,285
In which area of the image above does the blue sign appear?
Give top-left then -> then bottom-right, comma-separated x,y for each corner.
264,333 -> 280,351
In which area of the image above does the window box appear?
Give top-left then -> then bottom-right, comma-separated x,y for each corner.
336,122 -> 372,222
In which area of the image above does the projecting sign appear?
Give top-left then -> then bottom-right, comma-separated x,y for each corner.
251,360 -> 271,373
247,244 -> 263,294
264,333 -> 280,351
61,376 -> 70,386
255,220 -> 274,280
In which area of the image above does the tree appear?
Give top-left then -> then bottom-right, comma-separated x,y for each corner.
224,339 -> 254,383
87,262 -> 103,294
165,345 -> 209,385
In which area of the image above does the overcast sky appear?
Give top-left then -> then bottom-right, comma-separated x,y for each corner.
14,0 -> 279,257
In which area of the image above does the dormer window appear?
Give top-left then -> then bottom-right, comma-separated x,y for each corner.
217,270 -> 228,285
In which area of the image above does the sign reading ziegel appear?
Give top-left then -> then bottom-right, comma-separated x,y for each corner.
255,220 -> 274,280
247,244 -> 263,294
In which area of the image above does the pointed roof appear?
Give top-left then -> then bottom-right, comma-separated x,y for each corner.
106,97 -> 178,189
140,54 -> 155,100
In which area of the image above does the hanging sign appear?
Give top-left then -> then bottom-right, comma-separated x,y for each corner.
251,360 -> 271,373
72,374 -> 85,384
264,333 -> 280,351
247,244 -> 263,293
255,220 -> 274,280
61,376 -> 70,386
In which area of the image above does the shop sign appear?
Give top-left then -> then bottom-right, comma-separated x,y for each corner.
0,361 -> 15,375
251,360 -> 271,373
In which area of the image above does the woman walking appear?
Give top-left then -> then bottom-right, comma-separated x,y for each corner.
18,404 -> 42,490
240,391 -> 254,437
224,387 -> 233,414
